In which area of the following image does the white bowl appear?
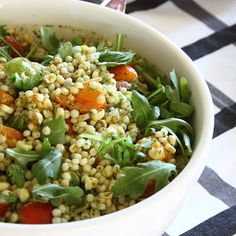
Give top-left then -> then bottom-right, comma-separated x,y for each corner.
0,0 -> 214,235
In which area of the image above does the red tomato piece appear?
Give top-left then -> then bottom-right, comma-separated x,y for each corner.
0,202 -> 9,217
5,36 -> 24,57
20,202 -> 53,224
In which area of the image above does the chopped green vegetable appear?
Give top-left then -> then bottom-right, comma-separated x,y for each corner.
32,183 -> 84,205
8,72 -> 41,91
112,160 -> 176,198
40,116 -> 66,145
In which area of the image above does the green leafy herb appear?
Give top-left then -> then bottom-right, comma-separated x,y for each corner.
145,118 -> 193,135
7,116 -> 27,132
80,133 -> 149,166
70,171 -> 80,186
7,164 -> 25,188
131,90 -> 152,128
31,149 -> 62,184
40,116 -> 66,145
39,27 -> 60,55
58,42 -> 74,60
98,51 -> 135,67
0,192 -> 17,203
179,77 -> 191,102
32,183 -> 84,205
5,138 -> 52,167
41,55 -> 54,66
170,102 -> 194,118
114,33 -> 126,51
8,72 -> 41,91
112,160 -> 176,198
71,35 -> 82,46
0,46 -> 12,61
0,25 -> 6,37
5,148 -> 43,167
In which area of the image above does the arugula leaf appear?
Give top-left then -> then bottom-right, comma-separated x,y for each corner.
170,102 -> 194,118
131,90 -> 152,128
7,116 -> 27,132
8,72 -> 41,91
0,25 -> 6,37
5,138 -> 52,167
71,35 -> 82,46
40,116 -> 66,145
112,160 -> 176,198
179,77 -> 191,102
5,148 -> 42,167
58,42 -> 74,60
7,164 -> 25,188
98,51 -> 135,67
0,46 -> 12,61
0,192 -> 17,203
32,183 -> 84,205
81,132 -> 146,166
41,55 -> 54,66
31,149 -> 62,184
39,27 -> 60,55
145,118 -> 193,135
70,171 -> 80,186
114,33 -> 126,51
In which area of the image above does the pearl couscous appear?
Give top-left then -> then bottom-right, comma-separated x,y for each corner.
0,25 -> 194,224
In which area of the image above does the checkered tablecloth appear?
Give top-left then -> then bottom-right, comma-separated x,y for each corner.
84,1 -> 236,235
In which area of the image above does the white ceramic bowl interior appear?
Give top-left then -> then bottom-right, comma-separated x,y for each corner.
0,0 -> 214,235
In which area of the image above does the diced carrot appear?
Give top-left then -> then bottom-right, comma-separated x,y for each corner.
0,125 -> 24,148
74,83 -> 107,114
66,119 -> 74,135
108,65 -> 138,82
0,202 -> 9,217
55,83 -> 107,114
0,90 -> 15,105
20,202 -> 53,224
55,94 -> 74,111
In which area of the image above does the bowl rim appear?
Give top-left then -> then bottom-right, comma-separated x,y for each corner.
0,0 -> 214,230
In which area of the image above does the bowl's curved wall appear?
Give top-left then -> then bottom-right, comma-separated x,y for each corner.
0,0 -> 214,235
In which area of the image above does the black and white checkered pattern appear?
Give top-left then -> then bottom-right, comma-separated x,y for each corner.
84,1 -> 236,235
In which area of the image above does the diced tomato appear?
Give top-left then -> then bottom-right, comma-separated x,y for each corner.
5,36 -> 24,57
0,202 -> 9,217
20,202 -> 53,224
